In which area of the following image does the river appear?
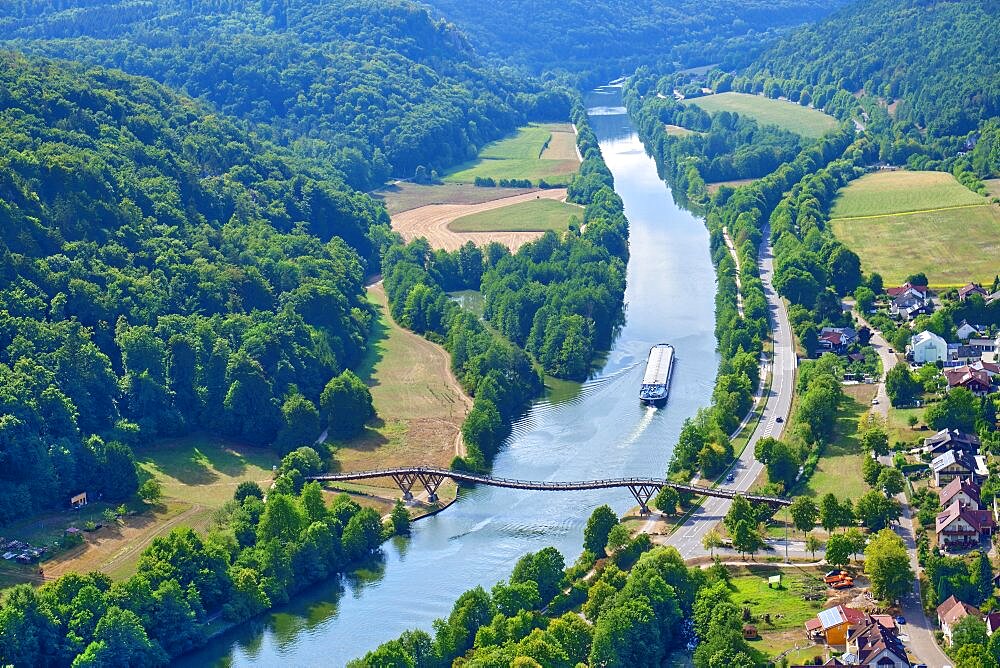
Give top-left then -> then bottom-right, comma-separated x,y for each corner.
180,86 -> 719,667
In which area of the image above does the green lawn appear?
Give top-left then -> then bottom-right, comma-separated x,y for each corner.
830,204 -> 1000,287
665,124 -> 700,137
684,93 -> 837,138
830,171 -> 988,218
448,198 -> 581,232
444,123 -> 580,185
796,389 -> 872,501
729,566 -> 827,660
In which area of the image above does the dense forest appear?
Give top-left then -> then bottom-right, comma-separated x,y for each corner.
0,0 -> 569,190
422,0 -> 852,85
746,0 -> 1000,139
0,53 -> 398,523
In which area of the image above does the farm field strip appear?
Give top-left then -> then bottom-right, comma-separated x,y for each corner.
830,170 -> 988,218
830,202 -> 988,221
683,92 -> 837,138
444,122 -> 581,185
391,188 -> 570,251
448,197 -> 581,233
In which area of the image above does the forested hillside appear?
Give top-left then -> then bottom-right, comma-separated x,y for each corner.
746,0 -> 1000,139
421,0 -> 851,84
0,53 -> 388,522
0,0 -> 568,190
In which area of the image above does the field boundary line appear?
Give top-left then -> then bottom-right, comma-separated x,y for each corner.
830,202 -> 988,221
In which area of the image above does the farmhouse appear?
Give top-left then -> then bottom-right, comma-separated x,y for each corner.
937,596 -> 981,644
924,428 -> 981,456
935,500 -> 995,550
930,449 -> 987,486
909,330 -> 948,364
959,282 -> 988,301
938,476 -> 981,509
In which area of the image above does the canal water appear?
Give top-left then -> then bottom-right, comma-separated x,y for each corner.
180,86 -> 720,667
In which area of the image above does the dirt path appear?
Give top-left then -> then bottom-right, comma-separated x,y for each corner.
391,188 -> 569,251
43,503 -> 204,579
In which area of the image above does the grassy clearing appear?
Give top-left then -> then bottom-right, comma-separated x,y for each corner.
330,285 -> 470,479
707,178 -> 756,194
373,182 -> 534,215
729,566 -> 826,658
797,386 -> 873,500
830,204 -> 1000,286
986,178 -> 1000,198
831,171 -> 987,218
684,92 -> 837,138
539,123 -> 579,161
665,124 -> 700,137
444,123 -> 580,185
448,198 -> 580,233
888,405 -> 927,448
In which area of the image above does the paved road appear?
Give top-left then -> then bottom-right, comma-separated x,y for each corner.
666,230 -> 797,558
854,308 -> 951,668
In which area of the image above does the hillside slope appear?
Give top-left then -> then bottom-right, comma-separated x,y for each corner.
0,0 -> 565,189
747,0 -> 1000,138
421,0 -> 852,83
0,52 -> 386,520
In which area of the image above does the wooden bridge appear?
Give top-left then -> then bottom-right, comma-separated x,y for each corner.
306,467 -> 790,513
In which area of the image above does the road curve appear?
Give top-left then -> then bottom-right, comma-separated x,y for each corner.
665,227 -> 797,558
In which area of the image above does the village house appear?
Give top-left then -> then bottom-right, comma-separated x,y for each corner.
938,476 -> 982,509
890,290 -> 930,320
947,343 -> 981,366
844,616 -> 908,667
938,596 -> 981,644
909,330 -> 948,364
957,320 -> 983,340
959,282 -> 988,302
930,449 -> 988,486
818,326 -> 858,354
886,282 -> 929,299
935,500 -> 995,550
924,428 -> 981,456
969,334 -> 1000,354
987,611 -> 1000,636
944,365 -> 994,397
805,605 -> 867,645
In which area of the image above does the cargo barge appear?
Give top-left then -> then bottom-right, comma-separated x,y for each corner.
639,343 -> 675,406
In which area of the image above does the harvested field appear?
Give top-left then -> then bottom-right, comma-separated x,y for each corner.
391,188 -> 569,251
684,92 -> 837,138
373,182 -> 534,216
539,123 -> 580,161
449,198 -> 580,233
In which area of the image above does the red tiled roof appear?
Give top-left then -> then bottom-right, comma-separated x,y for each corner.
937,595 -> 982,627
936,500 -> 995,535
939,477 -> 981,507
887,282 -> 928,297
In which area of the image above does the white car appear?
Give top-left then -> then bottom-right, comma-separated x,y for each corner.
871,398 -> 879,405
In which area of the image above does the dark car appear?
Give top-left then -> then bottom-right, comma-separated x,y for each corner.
776,416 -> 784,423
725,472 -> 736,483
895,615 -> 906,625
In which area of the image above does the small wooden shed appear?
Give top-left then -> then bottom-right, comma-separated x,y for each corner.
70,492 -> 88,509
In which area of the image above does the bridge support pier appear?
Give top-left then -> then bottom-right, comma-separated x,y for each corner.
390,473 -> 418,501
627,484 -> 661,515
416,472 -> 446,502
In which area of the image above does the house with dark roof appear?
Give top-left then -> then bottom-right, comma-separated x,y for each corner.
938,596 -> 981,644
944,365 -> 994,397
818,327 -> 858,354
845,615 -> 909,667
938,477 -> 981,509
957,320 -> 983,340
931,449 -> 988,486
947,343 -> 981,366
959,283 -> 988,302
987,611 -> 1000,636
923,428 -> 981,456
936,500 -> 995,550
890,290 -> 929,320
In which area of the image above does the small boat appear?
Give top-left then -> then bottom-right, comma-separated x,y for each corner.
639,343 -> 674,407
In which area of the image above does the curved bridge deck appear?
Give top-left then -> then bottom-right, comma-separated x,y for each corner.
307,466 -> 789,511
